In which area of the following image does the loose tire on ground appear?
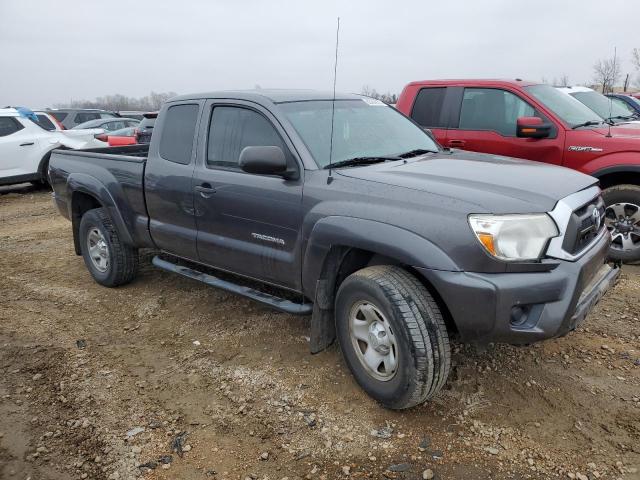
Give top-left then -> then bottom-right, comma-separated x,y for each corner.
335,265 -> 451,409
79,208 -> 139,287
602,184 -> 640,263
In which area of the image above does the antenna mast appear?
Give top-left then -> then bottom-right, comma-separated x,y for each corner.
606,46 -> 616,138
328,17 -> 340,180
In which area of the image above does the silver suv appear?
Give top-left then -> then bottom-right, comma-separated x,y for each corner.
46,109 -> 118,129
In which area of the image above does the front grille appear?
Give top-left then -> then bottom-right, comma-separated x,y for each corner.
561,196 -> 606,255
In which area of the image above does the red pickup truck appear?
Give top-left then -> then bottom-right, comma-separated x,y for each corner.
396,79 -> 640,262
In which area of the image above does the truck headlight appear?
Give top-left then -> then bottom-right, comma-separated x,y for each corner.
468,214 -> 559,261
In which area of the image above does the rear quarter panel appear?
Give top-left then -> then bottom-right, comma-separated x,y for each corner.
49,149 -> 153,248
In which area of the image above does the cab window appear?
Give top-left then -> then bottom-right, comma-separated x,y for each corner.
207,106 -> 286,169
459,88 -> 538,136
411,87 -> 447,128
159,104 -> 199,164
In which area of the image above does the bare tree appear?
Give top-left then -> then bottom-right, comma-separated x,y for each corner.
593,55 -> 621,93
360,85 -> 397,105
558,74 -> 570,87
55,91 -> 177,111
632,48 -> 640,87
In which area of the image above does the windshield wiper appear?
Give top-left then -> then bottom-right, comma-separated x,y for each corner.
396,148 -> 437,158
572,120 -> 603,129
605,114 -> 636,123
324,156 -> 400,169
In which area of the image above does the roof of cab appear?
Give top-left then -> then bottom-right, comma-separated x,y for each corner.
169,89 -> 361,104
405,79 -> 540,88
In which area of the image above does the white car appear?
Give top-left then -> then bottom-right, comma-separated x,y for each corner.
555,86 -> 640,126
0,108 -> 104,186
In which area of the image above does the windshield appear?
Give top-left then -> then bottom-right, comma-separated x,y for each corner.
524,84 -> 603,127
571,91 -> 634,119
278,98 -> 439,168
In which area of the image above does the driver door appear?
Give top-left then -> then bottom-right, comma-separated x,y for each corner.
193,100 -> 304,290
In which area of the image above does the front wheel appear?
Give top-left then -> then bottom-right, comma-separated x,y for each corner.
335,266 -> 451,409
602,185 -> 640,263
79,208 -> 139,287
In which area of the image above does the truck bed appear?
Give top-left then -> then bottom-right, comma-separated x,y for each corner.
49,143 -> 152,249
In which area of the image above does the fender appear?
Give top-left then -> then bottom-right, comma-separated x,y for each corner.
578,152 -> 640,177
589,164 -> 640,178
66,172 -> 135,247
302,216 -> 460,297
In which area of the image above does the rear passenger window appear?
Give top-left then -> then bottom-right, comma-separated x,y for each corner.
207,106 -> 285,169
159,104 -> 199,164
0,117 -> 24,137
35,115 -> 56,131
411,88 -> 447,128
104,121 -> 126,131
458,88 -> 536,136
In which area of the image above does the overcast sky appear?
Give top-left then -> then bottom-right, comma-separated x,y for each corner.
1,0 -> 637,107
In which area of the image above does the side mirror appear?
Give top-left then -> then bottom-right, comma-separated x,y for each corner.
516,117 -> 551,139
239,146 -> 287,175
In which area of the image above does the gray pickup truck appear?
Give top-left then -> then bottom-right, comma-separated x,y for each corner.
49,90 -> 619,409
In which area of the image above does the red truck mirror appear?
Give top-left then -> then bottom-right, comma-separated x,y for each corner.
516,116 -> 551,139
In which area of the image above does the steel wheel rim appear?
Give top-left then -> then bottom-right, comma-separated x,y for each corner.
348,300 -> 398,382
87,228 -> 109,273
605,202 -> 640,252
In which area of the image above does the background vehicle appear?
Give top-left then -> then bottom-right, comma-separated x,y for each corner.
606,93 -> 640,117
46,108 -> 118,129
556,86 -> 640,125
72,117 -> 139,132
115,111 -> 145,120
134,112 -> 157,144
0,108 -> 103,185
49,90 -> 617,409
397,79 -> 640,262
33,111 -> 64,131
95,126 -> 137,146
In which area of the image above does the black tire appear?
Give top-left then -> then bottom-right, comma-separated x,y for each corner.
335,265 -> 450,409
37,151 -> 52,187
602,184 -> 640,263
79,208 -> 138,287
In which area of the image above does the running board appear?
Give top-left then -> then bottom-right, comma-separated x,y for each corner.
152,256 -> 313,315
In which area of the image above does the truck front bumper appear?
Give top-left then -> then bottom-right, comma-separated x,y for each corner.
416,231 -> 620,344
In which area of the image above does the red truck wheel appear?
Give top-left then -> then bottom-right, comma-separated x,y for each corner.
603,185 -> 640,263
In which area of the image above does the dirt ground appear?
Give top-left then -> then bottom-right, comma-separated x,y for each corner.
0,185 -> 638,480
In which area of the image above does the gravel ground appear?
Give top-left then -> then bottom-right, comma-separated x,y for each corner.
1,184 -> 638,480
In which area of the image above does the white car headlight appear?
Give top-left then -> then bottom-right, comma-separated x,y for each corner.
468,214 -> 559,261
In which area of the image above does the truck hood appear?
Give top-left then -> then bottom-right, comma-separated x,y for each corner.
590,124 -> 640,138
335,150 -> 598,213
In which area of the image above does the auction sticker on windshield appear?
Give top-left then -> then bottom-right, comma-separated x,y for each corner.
361,97 -> 386,106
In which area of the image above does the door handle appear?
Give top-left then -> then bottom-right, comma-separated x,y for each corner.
19,142 -> 35,146
195,183 -> 216,198
447,140 -> 466,148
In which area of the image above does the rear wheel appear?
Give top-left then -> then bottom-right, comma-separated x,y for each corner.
335,265 -> 450,409
37,152 -> 52,188
79,208 -> 138,287
602,185 -> 640,263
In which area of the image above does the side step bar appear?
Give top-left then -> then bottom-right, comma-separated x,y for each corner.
152,256 -> 313,315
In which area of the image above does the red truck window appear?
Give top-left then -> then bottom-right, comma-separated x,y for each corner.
459,88 -> 536,136
411,87 -> 447,128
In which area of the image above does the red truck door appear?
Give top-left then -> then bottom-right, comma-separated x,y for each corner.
445,87 -> 564,165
